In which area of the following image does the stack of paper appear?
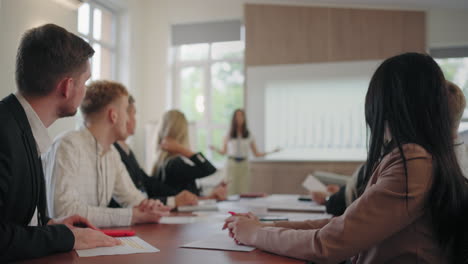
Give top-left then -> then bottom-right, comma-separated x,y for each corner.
178,200 -> 219,212
302,174 -> 328,192
238,194 -> 326,212
76,236 -> 159,257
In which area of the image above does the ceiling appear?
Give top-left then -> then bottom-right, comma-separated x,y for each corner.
246,0 -> 468,10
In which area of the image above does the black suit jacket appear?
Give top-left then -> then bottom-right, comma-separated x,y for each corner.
0,94 -> 74,262
111,143 -> 178,206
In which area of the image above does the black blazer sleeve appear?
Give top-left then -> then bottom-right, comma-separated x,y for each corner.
161,153 -> 217,195
325,186 -> 347,216
0,223 -> 74,262
144,172 -> 178,201
0,152 -> 74,262
166,153 -> 217,181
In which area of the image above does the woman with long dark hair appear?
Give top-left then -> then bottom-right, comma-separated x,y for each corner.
224,53 -> 468,263
210,109 -> 279,195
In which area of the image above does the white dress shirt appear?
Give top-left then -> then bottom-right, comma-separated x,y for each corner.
14,93 -> 52,226
43,126 -> 146,227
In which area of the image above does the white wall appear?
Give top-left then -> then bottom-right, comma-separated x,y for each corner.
2,0 -> 468,170
126,0 -> 468,169
428,8 -> 468,47
0,0 -> 78,138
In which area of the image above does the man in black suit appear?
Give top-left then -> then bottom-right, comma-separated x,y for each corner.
0,24 -> 120,262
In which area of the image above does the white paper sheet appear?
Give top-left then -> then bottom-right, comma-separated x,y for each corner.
268,203 -> 326,212
178,203 -> 218,212
236,194 -> 326,212
76,236 -> 159,257
160,216 -> 198,224
181,233 -> 255,252
281,212 -> 332,222
302,174 -> 328,192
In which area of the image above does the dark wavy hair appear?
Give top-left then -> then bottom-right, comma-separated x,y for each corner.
229,109 -> 250,139
362,52 -> 468,262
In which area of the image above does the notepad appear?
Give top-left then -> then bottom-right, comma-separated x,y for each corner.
181,233 -> 255,252
302,174 -> 328,192
76,236 -> 159,257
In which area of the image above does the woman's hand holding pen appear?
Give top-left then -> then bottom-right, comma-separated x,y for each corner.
223,212 -> 263,246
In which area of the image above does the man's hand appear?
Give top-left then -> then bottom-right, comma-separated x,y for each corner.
207,182 -> 228,201
310,184 -> 341,205
175,190 -> 198,206
132,199 -> 171,224
327,184 -> 340,194
136,199 -> 171,212
48,214 -> 98,230
310,191 -> 327,205
70,227 -> 121,250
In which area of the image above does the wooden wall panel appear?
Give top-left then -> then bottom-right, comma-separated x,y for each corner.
250,161 -> 362,194
401,11 -> 426,53
245,4 -> 329,66
245,4 -> 426,66
354,9 -> 405,60
328,8 -> 363,61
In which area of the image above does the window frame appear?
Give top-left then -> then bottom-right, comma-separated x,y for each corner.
171,42 -> 245,161
78,0 -> 119,80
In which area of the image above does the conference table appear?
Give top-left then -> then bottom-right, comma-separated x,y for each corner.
16,195 -> 325,264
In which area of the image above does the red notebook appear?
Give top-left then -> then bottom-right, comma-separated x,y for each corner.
101,229 -> 136,237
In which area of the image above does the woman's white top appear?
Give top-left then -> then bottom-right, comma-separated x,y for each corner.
454,137 -> 468,179
227,135 -> 253,159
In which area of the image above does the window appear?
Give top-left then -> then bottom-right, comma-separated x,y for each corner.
172,41 -> 245,163
436,57 -> 468,131
78,1 -> 117,81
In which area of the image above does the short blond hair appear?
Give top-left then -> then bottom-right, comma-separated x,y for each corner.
447,81 -> 466,132
81,80 -> 128,117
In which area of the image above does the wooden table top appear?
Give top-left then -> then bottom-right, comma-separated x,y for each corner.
16,220 -> 306,264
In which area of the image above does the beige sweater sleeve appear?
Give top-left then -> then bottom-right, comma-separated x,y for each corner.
253,145 -> 433,263
273,218 -> 331,230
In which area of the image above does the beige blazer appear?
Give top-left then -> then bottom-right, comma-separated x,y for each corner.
254,144 -> 447,263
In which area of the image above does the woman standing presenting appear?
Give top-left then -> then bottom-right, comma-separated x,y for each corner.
211,109 -> 279,195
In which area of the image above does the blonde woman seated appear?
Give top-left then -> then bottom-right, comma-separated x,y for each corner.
151,110 -> 227,200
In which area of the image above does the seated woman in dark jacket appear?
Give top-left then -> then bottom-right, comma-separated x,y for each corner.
151,109 -> 226,199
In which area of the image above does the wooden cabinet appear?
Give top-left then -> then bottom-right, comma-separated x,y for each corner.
249,161 -> 362,194
245,4 -> 426,66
